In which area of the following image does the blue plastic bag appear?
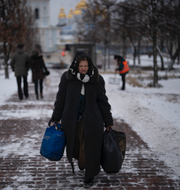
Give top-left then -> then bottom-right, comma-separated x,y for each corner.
40,123 -> 66,161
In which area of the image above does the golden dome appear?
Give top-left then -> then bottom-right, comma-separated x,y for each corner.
76,0 -> 87,9
58,8 -> 66,18
73,5 -> 82,15
68,9 -> 74,18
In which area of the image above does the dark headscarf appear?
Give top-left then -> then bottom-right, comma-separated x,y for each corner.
31,50 -> 39,57
66,51 -> 99,83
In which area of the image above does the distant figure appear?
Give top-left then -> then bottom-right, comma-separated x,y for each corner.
114,55 -> 129,90
30,50 -> 49,100
10,44 -> 30,100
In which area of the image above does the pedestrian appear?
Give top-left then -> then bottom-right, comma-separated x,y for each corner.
48,51 -> 113,188
114,55 -> 129,90
30,49 -> 49,100
10,44 -> 30,100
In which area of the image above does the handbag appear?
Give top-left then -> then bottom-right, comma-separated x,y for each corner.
101,128 -> 123,173
44,70 -> 50,76
44,77 -> 51,86
40,123 -> 66,161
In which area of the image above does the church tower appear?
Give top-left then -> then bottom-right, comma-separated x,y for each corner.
58,8 -> 66,26
26,0 -> 50,28
67,9 -> 74,25
26,0 -> 60,53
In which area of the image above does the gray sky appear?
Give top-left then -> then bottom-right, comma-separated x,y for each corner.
50,0 -> 81,26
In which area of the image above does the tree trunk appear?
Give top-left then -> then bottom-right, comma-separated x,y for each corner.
138,36 -> 141,65
156,46 -> 164,70
133,46 -> 136,65
160,35 -> 164,52
170,41 -> 173,59
104,44 -> 107,71
4,56 -> 9,79
122,36 -> 126,58
93,43 -> 97,66
178,28 -> 180,64
169,47 -> 180,70
153,31 -> 158,87
108,45 -> 110,69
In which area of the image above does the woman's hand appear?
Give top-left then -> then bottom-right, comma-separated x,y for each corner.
107,126 -> 113,132
48,117 -> 59,126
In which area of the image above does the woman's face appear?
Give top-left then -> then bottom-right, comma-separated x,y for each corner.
78,60 -> 89,74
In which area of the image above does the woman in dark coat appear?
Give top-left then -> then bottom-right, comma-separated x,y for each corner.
49,51 -> 113,188
30,50 -> 49,99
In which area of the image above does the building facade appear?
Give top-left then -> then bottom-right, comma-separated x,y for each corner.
26,0 -> 60,53
26,0 -> 87,53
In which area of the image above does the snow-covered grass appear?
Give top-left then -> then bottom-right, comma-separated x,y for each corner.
0,55 -> 180,178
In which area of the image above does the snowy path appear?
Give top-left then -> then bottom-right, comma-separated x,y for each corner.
0,69 -> 180,178
0,69 -> 180,189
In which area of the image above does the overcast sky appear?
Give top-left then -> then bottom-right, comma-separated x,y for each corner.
49,0 -> 82,26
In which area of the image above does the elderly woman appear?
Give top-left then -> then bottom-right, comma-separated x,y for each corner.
49,51 -> 113,188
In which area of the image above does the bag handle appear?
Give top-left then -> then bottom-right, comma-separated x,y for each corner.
54,122 -> 62,131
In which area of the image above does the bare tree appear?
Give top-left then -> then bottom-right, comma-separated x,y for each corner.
77,0 -> 179,78
0,0 -> 37,78
162,0 -> 180,70
77,0 -> 117,71
113,1 -> 144,65
116,0 -> 171,87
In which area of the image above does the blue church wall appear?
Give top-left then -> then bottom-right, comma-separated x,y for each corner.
52,30 -> 56,51
46,30 -> 49,52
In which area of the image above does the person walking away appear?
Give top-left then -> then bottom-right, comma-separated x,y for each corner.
10,44 -> 30,100
48,51 -> 113,188
114,55 -> 129,90
30,50 -> 49,100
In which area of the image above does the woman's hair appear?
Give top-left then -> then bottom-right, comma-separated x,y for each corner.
71,52 -> 93,75
77,57 -> 88,65
32,49 -> 39,57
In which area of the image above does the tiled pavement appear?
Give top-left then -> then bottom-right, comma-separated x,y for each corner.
0,69 -> 180,190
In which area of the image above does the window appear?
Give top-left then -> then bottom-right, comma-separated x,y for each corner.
35,8 -> 39,19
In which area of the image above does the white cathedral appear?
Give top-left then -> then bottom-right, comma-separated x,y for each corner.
26,0 -> 87,53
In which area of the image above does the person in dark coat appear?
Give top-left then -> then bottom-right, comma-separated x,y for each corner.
30,50 -> 49,99
49,51 -> 113,188
10,44 -> 30,100
114,55 -> 129,90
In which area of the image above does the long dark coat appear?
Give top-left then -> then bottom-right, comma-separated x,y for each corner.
30,55 -> 48,80
10,49 -> 30,77
51,56 -> 113,179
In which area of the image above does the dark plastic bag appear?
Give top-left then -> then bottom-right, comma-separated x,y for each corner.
101,128 -> 123,173
40,123 -> 66,161
113,130 -> 126,159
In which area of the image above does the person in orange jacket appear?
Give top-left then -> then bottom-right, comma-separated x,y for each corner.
114,55 -> 129,90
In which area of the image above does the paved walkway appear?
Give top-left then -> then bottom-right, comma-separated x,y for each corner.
0,69 -> 180,190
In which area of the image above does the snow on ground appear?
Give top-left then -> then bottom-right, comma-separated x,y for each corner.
0,71 -> 17,103
0,55 -> 180,178
103,74 -> 180,177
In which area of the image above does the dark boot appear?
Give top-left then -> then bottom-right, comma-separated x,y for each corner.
36,94 -> 39,100
40,93 -> 43,99
84,177 -> 94,188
